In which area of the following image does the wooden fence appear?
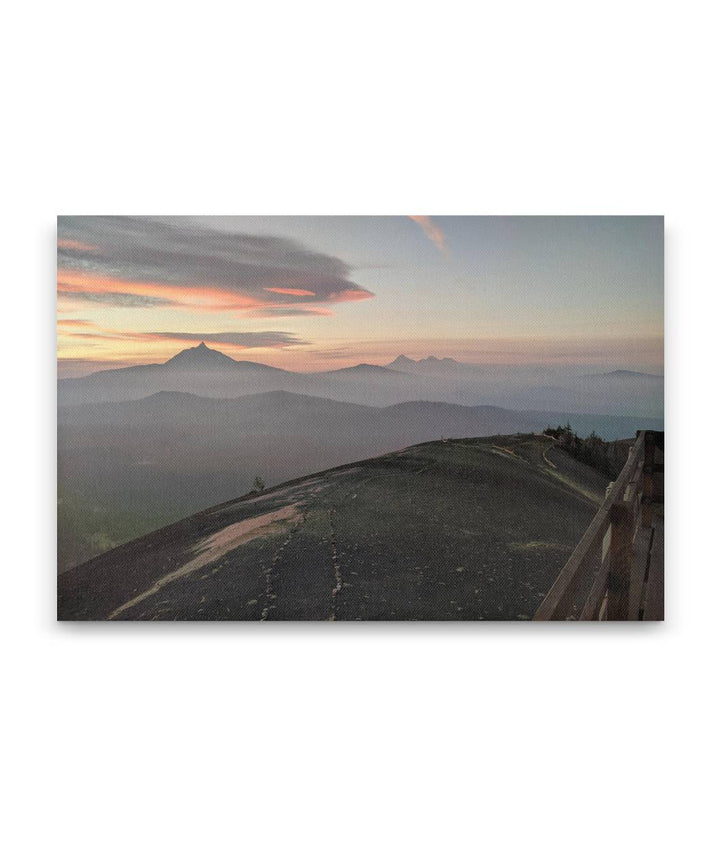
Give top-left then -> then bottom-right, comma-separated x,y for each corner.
534,430 -> 664,621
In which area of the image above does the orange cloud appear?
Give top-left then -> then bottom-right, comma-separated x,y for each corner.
57,270 -> 263,312
57,269 -> 373,315
408,215 -> 447,255
57,318 -> 98,329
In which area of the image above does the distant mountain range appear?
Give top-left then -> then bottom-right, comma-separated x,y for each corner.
58,342 -> 664,418
60,388 -> 542,436
385,354 -> 465,374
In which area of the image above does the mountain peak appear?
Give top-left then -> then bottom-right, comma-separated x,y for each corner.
164,342 -> 237,368
387,355 -> 417,369
387,354 -> 461,374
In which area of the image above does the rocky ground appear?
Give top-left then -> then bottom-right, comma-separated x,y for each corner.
58,434 -> 609,621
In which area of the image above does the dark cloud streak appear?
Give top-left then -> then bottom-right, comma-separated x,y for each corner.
247,307 -> 333,318
58,289 -> 177,308
149,331 -> 310,348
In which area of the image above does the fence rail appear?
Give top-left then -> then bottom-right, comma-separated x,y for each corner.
533,430 -> 663,621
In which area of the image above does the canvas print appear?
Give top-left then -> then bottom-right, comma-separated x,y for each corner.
57,216 -> 664,621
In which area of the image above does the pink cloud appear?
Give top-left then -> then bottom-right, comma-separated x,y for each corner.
408,215 -> 447,255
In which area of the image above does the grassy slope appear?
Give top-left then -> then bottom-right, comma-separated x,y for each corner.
58,434 -> 608,621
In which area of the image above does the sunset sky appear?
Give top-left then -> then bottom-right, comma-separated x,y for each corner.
57,216 -> 663,377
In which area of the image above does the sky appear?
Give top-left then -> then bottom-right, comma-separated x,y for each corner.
57,215 -> 664,377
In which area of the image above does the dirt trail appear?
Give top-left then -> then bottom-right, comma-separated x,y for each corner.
490,445 -> 522,462
542,441 -> 558,469
108,504 -> 301,620
327,509 -> 342,621
261,514 -> 304,620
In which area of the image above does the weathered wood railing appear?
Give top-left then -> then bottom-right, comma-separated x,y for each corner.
534,430 -> 663,621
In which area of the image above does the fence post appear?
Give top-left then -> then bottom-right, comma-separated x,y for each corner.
607,501 -> 633,620
641,432 -> 656,528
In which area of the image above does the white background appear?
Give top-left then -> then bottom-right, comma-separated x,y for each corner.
2,2 -> 718,854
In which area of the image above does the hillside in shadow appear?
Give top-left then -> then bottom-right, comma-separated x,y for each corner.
58,434 -> 610,621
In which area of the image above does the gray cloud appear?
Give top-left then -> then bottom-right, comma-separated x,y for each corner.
247,307 -> 333,317
57,216 -> 373,306
59,289 -> 177,308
